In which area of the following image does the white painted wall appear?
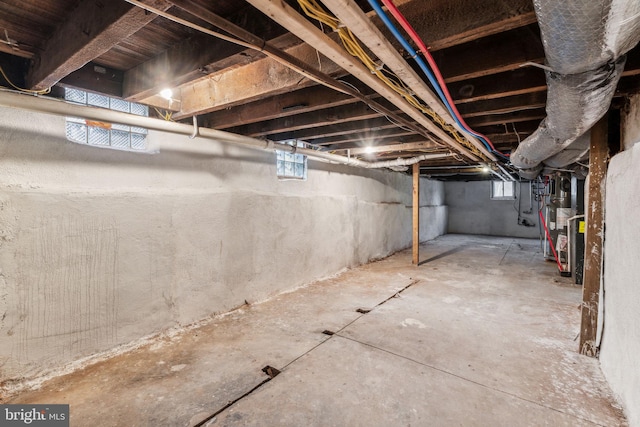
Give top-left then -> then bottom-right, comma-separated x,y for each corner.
0,107 -> 447,383
600,95 -> 640,427
445,181 -> 539,238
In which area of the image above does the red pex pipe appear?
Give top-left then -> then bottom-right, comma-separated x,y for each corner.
539,209 -> 564,272
379,0 -> 500,153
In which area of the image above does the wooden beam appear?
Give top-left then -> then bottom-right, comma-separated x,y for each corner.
131,0 -> 536,112
579,113 -> 609,357
395,0 -> 536,52
123,34 -> 248,101
175,41 -> 342,119
229,101 -> 395,137
483,133 -> 531,144
206,84 -> 366,130
373,152 -> 444,161
417,157 -> 470,167
0,43 -> 33,59
413,163 -> 420,265
457,91 -> 547,119
465,108 -> 546,128
121,0 -> 538,114
421,166 -> 485,175
0,5 -> 45,58
450,68 -> 547,105
136,0 -> 440,145
163,11 -> 430,143
26,0 -> 171,90
315,128 -> 417,146
322,0 -> 493,160
271,116 -> 405,142
436,25 -> 545,83
327,134 -> 434,151
334,141 -> 438,155
244,0 -> 478,161
156,1 -> 432,140
471,120 -> 541,141
123,1 -> 289,100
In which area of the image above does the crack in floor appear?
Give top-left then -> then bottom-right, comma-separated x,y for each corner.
182,269 -> 605,427
193,277 -> 421,425
332,334 -> 606,427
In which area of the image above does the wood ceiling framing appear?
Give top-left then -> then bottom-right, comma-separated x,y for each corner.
1,0 -> 639,176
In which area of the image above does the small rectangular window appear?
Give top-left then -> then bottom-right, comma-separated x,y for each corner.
491,180 -> 516,200
64,88 -> 148,151
276,140 -> 307,180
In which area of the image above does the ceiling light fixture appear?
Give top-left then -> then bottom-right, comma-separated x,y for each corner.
364,146 -> 375,154
159,88 -> 173,100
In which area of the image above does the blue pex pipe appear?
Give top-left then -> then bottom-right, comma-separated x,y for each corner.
366,0 -> 495,152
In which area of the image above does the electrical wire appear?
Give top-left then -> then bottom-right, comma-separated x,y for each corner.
369,0 -> 506,159
126,0 -> 437,150
153,107 -> 173,121
337,79 -> 414,132
0,65 -> 51,95
296,0 -> 485,158
374,0 -> 490,145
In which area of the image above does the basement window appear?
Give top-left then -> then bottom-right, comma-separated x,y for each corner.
490,180 -> 516,200
276,140 -> 307,180
64,88 -> 148,151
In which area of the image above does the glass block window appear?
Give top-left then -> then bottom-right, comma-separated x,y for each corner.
64,88 -> 148,151
276,140 -> 307,180
491,180 -> 516,200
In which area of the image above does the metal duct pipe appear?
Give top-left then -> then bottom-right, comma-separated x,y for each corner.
511,0 -> 640,176
0,90 -> 452,169
517,164 -> 543,180
544,133 -> 590,168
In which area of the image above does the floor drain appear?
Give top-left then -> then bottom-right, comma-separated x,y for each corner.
322,330 -> 335,336
356,308 -> 371,314
262,365 -> 281,379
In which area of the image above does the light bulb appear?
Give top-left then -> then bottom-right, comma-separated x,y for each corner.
159,88 -> 173,100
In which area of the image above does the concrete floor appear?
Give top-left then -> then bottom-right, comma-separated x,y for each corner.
3,234 -> 627,426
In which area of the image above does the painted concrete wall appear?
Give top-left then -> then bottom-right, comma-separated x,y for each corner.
0,107 -> 447,383
445,181 -> 539,238
600,95 -> 640,427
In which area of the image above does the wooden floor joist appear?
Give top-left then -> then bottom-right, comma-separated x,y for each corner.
244,0 -> 479,161
322,0 -> 494,160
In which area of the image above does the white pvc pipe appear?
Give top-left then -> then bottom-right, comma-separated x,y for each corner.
0,90 -> 452,169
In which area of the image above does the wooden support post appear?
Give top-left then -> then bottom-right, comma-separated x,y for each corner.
412,163 -> 420,265
579,113 -> 609,357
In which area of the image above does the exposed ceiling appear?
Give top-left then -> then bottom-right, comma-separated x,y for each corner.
1,0 -> 639,178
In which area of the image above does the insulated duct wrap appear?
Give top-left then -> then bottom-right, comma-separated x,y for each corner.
544,133 -> 590,169
511,0 -> 640,176
512,58 -> 625,172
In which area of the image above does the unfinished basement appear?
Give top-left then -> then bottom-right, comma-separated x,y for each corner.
0,0 -> 639,425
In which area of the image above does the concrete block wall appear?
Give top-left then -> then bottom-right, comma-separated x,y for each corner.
444,181 -> 539,239
600,94 -> 640,427
0,107 -> 447,384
